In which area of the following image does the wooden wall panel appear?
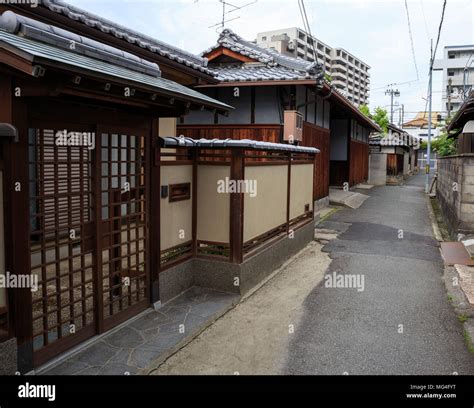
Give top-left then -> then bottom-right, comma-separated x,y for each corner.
177,124 -> 282,163
302,122 -> 330,200
177,124 -> 281,143
387,154 -> 398,176
349,140 -> 369,186
178,123 -> 329,201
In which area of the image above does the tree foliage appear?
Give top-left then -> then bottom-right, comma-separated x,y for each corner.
359,104 -> 389,133
430,132 -> 457,157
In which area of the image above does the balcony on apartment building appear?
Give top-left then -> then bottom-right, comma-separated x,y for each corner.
332,79 -> 347,88
434,56 -> 474,71
447,72 -> 474,87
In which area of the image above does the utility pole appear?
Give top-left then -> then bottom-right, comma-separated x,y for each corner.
425,39 -> 433,194
398,104 -> 405,127
385,88 -> 400,124
447,77 -> 452,119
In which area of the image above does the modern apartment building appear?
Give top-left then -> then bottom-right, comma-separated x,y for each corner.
433,45 -> 474,115
256,27 -> 370,106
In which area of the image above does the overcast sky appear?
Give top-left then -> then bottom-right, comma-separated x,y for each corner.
73,0 -> 474,122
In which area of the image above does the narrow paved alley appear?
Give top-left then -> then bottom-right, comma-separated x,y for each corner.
285,173 -> 474,375
151,174 -> 474,375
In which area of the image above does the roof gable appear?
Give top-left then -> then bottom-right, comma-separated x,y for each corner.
204,45 -> 258,64
201,29 -> 323,83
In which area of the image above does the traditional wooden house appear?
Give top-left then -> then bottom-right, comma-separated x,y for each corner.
447,92 -> 474,154
368,124 -> 419,185
0,4 -> 319,373
178,29 -> 380,207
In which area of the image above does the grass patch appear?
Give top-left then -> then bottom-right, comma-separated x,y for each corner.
463,329 -> 474,353
430,197 -> 452,241
447,294 -> 453,303
458,314 -> 469,323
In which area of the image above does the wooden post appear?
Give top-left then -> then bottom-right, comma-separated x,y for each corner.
92,127 -> 104,334
286,152 -> 292,233
192,149 -> 198,257
230,148 -> 244,264
2,76 -> 34,371
150,119 -> 161,304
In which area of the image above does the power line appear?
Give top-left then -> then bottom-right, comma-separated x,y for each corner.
298,0 -> 318,64
370,79 -> 420,92
419,0 -> 431,42
404,0 -> 419,80
430,0 -> 447,71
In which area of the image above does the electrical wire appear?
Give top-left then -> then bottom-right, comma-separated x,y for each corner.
430,0 -> 447,71
298,0 -> 318,64
404,0 -> 420,81
419,0 -> 431,42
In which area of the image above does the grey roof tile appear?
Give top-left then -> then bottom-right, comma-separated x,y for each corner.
40,0 -> 216,76
202,29 -> 323,83
0,30 -> 232,111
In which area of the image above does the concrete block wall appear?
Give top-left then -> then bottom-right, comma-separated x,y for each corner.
460,156 -> 474,232
368,153 -> 387,186
403,152 -> 410,177
437,155 -> 474,235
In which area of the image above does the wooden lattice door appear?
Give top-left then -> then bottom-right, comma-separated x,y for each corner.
98,128 -> 149,331
29,125 -> 96,365
29,122 -> 150,366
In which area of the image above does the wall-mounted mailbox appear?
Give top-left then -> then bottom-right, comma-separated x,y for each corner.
169,183 -> 191,202
161,185 -> 168,199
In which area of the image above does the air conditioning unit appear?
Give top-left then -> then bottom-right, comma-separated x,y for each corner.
283,110 -> 303,143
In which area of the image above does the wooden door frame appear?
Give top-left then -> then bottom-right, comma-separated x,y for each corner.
24,107 -> 155,365
95,123 -> 153,332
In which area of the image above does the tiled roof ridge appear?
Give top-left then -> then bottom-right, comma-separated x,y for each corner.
40,0 -> 216,76
0,10 -> 162,77
202,28 -> 322,75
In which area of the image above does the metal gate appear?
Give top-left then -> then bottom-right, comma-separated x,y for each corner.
29,122 -> 150,365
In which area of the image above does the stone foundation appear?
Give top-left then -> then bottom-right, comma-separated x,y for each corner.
159,221 -> 314,303
0,337 -> 17,375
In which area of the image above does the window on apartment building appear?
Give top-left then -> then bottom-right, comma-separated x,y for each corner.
307,37 -> 314,45
298,31 -> 306,40
262,36 -> 267,41
325,48 -> 331,55
448,71 -> 455,76
337,50 -> 341,56
448,53 -> 455,59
